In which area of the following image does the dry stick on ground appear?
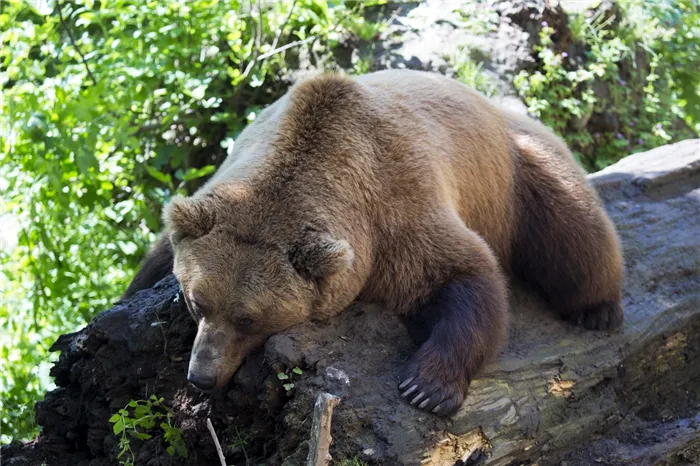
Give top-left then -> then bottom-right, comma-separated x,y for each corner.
306,393 -> 341,466
206,418 -> 227,466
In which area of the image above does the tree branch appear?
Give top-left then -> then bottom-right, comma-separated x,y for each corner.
56,0 -> 97,86
256,35 -> 317,61
271,0 -> 297,52
240,0 -> 264,81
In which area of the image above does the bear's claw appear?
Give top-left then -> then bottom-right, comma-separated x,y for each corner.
399,377 -> 415,389
398,365 -> 465,416
401,384 -> 418,397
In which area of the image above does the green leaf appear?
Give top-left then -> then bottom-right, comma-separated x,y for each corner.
292,367 -> 303,375
176,165 -> 216,181
144,166 -> 173,185
134,405 -> 150,419
76,152 -> 98,175
113,420 -> 125,435
109,414 -> 121,423
277,372 -> 289,380
189,84 -> 208,100
131,431 -> 152,441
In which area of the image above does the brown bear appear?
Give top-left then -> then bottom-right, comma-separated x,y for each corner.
123,70 -> 624,416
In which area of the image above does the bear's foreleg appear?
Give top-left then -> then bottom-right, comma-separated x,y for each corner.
398,226 -> 508,416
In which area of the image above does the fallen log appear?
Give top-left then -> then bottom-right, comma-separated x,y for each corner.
2,139 -> 699,466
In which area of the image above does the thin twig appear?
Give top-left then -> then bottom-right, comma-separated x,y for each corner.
240,0 -> 265,81
56,0 -> 97,85
255,0 -> 263,50
271,0 -> 297,52
306,392 -> 341,466
243,1 -> 353,72
256,35 -> 317,61
206,418 -> 227,466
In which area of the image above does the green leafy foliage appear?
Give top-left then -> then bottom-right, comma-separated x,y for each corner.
512,0 -> 700,170
0,0 -> 380,444
448,51 -> 498,98
108,395 -> 187,466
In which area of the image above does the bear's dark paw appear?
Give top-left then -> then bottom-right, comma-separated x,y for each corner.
572,300 -> 624,330
399,361 -> 466,417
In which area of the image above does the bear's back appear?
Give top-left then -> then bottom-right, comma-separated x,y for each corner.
196,70 -> 542,262
353,70 -> 517,261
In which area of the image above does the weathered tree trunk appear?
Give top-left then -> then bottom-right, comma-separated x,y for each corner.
3,140 -> 699,466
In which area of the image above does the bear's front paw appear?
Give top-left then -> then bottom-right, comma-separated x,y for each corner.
398,354 -> 467,417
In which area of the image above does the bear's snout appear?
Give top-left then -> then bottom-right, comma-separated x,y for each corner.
187,350 -> 220,392
187,370 -> 216,391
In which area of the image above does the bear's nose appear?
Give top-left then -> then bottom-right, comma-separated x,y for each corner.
187,372 -> 216,391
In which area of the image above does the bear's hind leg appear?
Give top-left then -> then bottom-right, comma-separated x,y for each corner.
572,300 -> 624,331
512,136 -> 624,330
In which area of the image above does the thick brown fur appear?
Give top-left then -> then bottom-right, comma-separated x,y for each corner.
124,70 -> 623,416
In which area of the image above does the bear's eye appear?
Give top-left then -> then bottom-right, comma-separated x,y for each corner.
236,317 -> 255,332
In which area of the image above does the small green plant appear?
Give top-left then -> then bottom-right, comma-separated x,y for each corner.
277,366 -> 304,394
448,48 -> 498,98
342,10 -> 388,42
227,425 -> 251,464
108,395 -> 187,466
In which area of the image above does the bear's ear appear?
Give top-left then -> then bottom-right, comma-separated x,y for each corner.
163,195 -> 216,244
289,231 -> 354,281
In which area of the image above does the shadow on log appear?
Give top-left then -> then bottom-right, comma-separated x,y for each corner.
3,139 -> 700,466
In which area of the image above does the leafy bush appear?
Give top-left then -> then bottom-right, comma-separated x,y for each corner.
0,0 -> 381,443
513,0 -> 699,170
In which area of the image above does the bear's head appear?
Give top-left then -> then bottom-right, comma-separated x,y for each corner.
164,190 -> 355,391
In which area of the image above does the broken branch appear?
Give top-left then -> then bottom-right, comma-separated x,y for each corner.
306,392 -> 341,466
